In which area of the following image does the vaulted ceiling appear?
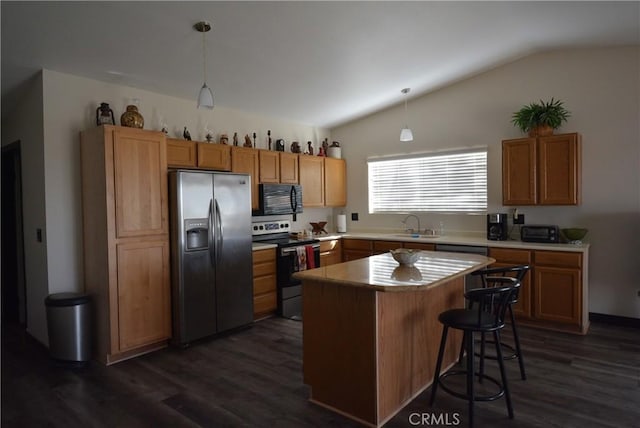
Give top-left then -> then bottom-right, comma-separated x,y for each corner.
2,1 -> 638,127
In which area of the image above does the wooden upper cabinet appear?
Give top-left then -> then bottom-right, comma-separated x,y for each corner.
502,138 -> 537,205
324,157 -> 347,207
537,133 -> 581,205
166,138 -> 196,167
197,143 -> 231,171
231,146 -> 260,210
113,128 -> 168,238
280,152 -> 299,184
502,133 -> 581,206
259,150 -> 280,183
299,156 -> 325,207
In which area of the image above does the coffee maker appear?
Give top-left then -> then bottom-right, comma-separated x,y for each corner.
487,213 -> 509,240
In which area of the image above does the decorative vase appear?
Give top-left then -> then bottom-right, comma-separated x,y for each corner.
528,124 -> 554,137
327,146 -> 341,159
120,105 -> 144,129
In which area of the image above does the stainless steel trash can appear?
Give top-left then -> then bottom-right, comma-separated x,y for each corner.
45,292 -> 91,363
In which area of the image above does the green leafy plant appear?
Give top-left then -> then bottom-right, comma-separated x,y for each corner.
511,98 -> 571,134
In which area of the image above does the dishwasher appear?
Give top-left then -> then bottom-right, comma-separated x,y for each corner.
435,244 -> 488,292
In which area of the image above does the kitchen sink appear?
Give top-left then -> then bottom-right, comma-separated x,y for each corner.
392,233 -> 441,239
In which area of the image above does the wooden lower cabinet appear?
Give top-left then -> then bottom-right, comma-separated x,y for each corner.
343,239 -> 434,261
403,242 -> 436,251
253,248 -> 277,319
319,240 -> 342,266
342,239 -> 373,261
116,240 -> 171,352
533,250 -> 583,327
488,248 -> 533,319
489,246 -> 587,334
372,240 -> 400,254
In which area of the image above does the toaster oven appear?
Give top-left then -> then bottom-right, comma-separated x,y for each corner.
520,225 -> 560,243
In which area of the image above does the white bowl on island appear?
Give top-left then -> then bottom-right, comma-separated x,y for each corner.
390,248 -> 421,266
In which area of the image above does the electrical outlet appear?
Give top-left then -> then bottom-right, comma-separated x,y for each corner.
351,213 -> 359,221
514,214 -> 525,225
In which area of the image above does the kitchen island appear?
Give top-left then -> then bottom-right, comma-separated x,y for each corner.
294,251 -> 494,427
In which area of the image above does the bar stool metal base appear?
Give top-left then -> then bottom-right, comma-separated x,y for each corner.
431,326 -> 514,428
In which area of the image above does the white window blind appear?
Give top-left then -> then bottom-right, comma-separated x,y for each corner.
368,149 -> 487,213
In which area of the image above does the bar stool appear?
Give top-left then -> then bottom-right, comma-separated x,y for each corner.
470,264 -> 530,380
430,277 -> 519,428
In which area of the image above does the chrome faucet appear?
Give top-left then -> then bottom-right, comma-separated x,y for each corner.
402,214 -> 421,234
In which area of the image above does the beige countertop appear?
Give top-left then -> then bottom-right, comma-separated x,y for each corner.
293,251 -> 494,291
313,231 -> 589,253
252,242 -> 277,251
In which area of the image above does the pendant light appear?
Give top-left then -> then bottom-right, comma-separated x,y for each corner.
195,21 -> 214,109
400,88 -> 414,142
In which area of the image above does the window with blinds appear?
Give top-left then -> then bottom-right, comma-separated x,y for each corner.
368,149 -> 487,213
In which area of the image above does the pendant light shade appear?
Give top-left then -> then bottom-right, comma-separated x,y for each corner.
400,88 -> 413,142
195,21 -> 214,109
400,127 -> 414,142
198,84 -> 214,109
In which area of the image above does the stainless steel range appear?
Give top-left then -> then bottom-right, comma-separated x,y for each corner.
252,220 -> 320,320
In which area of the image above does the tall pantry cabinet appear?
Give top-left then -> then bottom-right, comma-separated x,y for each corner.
80,125 -> 171,365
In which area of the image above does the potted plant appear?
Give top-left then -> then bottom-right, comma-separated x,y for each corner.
511,98 -> 571,137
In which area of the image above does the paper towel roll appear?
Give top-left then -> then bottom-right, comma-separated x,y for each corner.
336,214 -> 347,233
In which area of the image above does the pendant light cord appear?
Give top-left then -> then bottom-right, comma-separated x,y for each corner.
404,94 -> 408,127
202,28 -> 207,85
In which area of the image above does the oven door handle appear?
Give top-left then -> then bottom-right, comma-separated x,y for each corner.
280,243 -> 320,256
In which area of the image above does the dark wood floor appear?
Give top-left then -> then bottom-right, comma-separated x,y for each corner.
2,318 -> 639,427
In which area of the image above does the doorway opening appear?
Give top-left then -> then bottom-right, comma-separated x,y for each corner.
2,141 -> 27,326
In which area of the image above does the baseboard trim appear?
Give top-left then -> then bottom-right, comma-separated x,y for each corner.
589,312 -> 640,329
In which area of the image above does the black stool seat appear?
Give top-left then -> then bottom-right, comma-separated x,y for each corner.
439,309 -> 503,332
470,264 -> 531,380
430,277 -> 519,428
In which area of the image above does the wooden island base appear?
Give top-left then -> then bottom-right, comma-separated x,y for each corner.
302,277 -> 464,427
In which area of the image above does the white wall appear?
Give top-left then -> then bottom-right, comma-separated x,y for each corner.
331,47 -> 640,318
1,73 -> 50,344
9,69 -> 331,345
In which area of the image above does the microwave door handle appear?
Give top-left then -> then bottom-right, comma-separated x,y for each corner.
290,186 -> 296,212
208,198 -> 215,267
214,198 -> 223,263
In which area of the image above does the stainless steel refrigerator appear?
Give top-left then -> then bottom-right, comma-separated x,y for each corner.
169,170 -> 253,346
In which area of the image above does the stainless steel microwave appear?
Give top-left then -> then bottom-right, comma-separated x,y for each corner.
255,184 -> 303,216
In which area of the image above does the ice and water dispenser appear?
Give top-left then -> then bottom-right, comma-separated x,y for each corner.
185,218 -> 209,251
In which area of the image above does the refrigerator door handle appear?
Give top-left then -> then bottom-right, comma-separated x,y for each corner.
214,198 -> 223,263
208,198 -> 215,267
